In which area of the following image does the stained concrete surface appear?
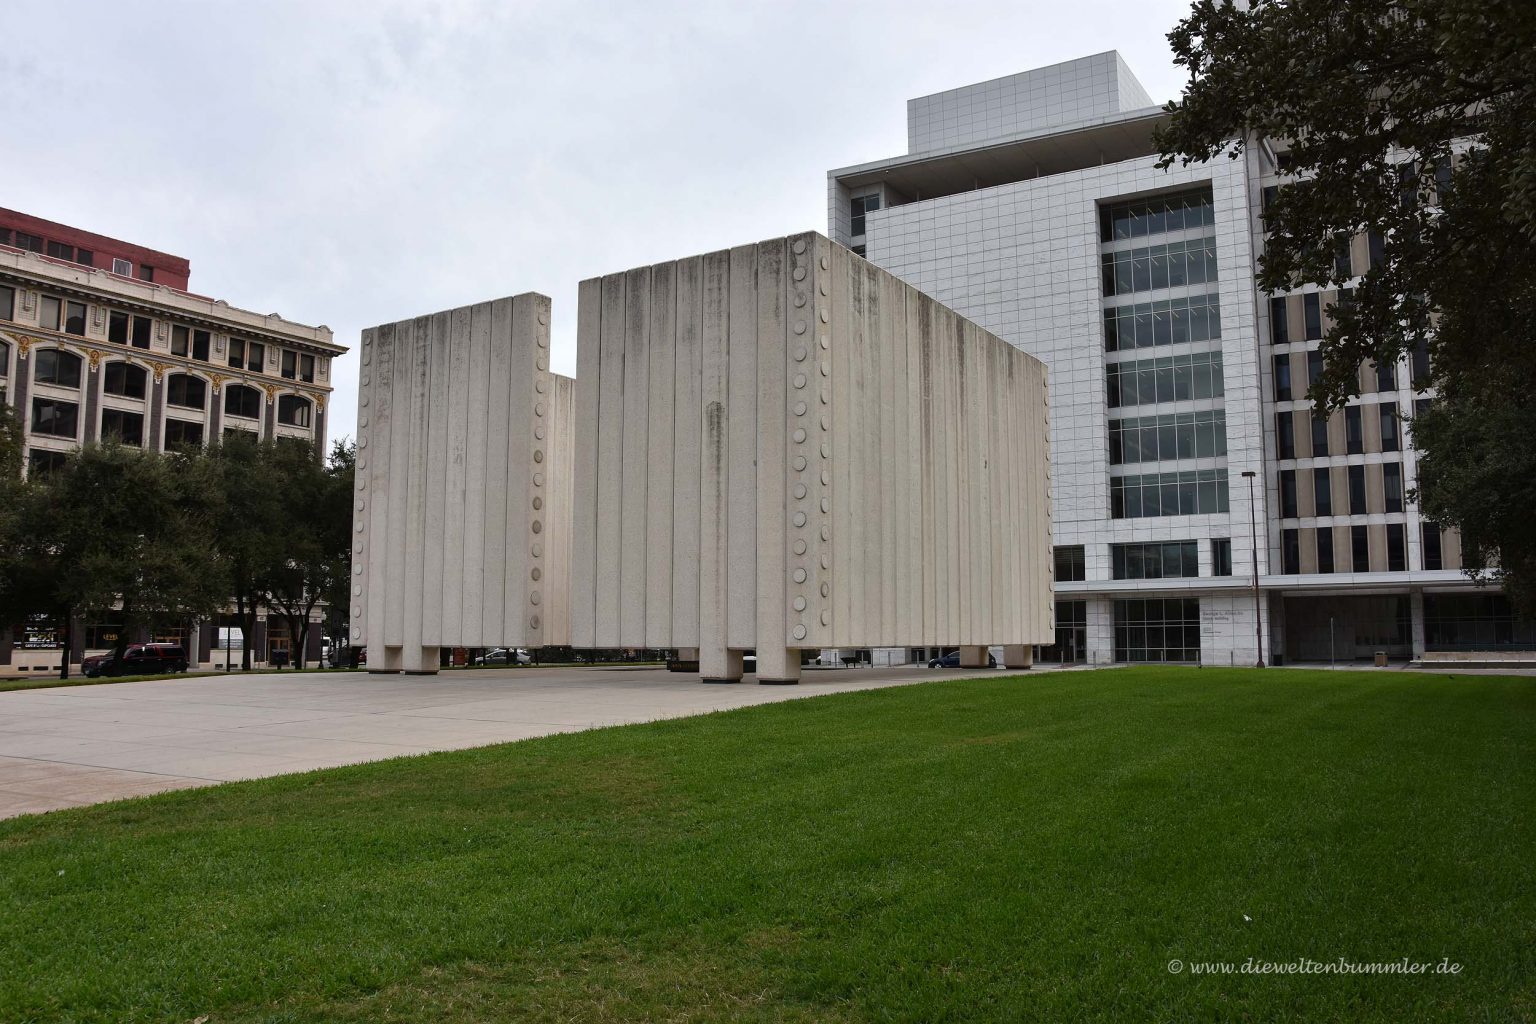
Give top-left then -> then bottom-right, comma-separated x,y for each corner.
0,663 -> 1068,819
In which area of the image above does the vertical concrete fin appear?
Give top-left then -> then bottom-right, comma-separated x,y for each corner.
877,267 -> 900,642
803,234 -> 835,648
755,237 -> 789,657
505,294 -> 540,644
726,244 -> 758,650
671,257 -> 704,648
698,249 -> 732,673
383,318 -> 412,647
594,274 -> 627,647
829,243 -> 855,647
441,304 -> 472,649
571,277 -> 604,649
401,314 -> 432,659
545,372 -> 575,646
645,262 -> 678,648
355,327 -> 380,653
421,311 -> 450,646
619,266 -> 652,646
481,297 -> 513,642
459,302 -> 492,646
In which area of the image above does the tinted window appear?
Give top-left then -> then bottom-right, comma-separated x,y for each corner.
31,397 -> 78,437
102,362 -> 147,399
101,408 -> 144,446
34,349 -> 82,388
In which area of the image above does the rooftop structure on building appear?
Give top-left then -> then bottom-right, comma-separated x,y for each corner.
0,207 -> 192,291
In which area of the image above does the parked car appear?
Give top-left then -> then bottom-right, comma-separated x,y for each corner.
83,643 -> 189,677
475,647 -> 532,666
927,649 -> 997,669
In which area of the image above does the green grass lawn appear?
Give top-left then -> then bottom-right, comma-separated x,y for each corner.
1,667 -> 1531,1023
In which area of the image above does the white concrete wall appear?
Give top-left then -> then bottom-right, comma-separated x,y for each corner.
352,294 -> 572,670
906,51 -> 1155,154
570,232 -> 1053,679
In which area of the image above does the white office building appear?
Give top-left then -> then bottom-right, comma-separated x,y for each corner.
829,52 -> 1525,666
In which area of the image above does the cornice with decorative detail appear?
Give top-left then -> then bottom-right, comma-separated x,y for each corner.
0,323 -> 333,397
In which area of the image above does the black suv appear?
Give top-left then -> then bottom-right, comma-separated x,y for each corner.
83,643 -> 190,677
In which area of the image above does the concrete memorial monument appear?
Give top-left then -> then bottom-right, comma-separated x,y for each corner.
352,294 -> 574,673
569,231 -> 1053,682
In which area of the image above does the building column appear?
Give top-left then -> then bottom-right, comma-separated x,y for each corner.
147,370 -> 165,450
186,619 -> 200,666
82,359 -> 101,443
1410,588 -> 1426,660
756,646 -> 801,684
959,645 -> 989,668
1003,644 -> 1033,669
401,645 -> 439,674
1087,597 -> 1116,665
369,646 -> 403,674
14,341 -> 32,453
700,646 -> 743,683
313,403 -> 326,458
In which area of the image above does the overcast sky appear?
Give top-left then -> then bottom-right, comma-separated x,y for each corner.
2,0 -> 1192,442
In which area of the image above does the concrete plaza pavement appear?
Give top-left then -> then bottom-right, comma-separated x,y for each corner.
0,662 -> 1064,819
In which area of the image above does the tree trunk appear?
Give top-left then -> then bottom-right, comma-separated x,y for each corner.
236,591 -> 251,672
57,607 -> 72,681
294,613 -> 310,670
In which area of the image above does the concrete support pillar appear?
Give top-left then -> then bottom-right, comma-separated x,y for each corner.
187,620 -> 201,666
369,646 -> 404,674
959,645 -> 989,668
1087,597 -> 1116,666
700,646 -> 743,683
756,647 -> 801,685
401,645 -> 440,675
1003,644 -> 1033,669
1410,588 -> 1426,660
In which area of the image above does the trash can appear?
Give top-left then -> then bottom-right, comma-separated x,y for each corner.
1373,651 -> 1388,667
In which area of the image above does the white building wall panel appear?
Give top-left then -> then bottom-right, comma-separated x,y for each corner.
352,293 -> 571,671
571,231 -> 1052,681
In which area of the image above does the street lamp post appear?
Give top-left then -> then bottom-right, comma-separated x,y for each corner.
1241,470 -> 1263,668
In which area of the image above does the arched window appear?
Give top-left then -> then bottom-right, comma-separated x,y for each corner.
224,384 -> 261,419
166,373 -> 207,410
277,394 -> 311,428
102,362 -> 147,399
33,349 -> 82,389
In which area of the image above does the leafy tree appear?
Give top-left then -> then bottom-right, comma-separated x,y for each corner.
208,433 -> 289,671
23,443 -> 225,677
320,439 -> 356,659
0,404 -> 39,632
1155,0 -> 1536,609
263,438 -> 353,669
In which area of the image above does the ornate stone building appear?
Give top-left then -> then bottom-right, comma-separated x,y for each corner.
0,210 -> 346,673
